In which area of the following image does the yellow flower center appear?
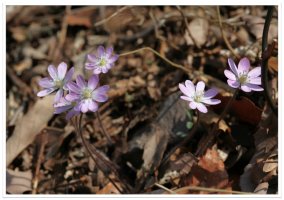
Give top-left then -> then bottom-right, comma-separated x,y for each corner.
82,89 -> 92,99
99,58 -> 107,67
193,91 -> 204,103
238,73 -> 248,85
54,80 -> 63,88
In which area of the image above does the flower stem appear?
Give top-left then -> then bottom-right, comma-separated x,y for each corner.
195,89 -> 239,156
96,112 -> 113,145
160,110 -> 200,166
72,115 -> 127,193
119,47 -> 190,74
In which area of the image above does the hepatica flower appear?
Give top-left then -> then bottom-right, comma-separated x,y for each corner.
66,75 -> 109,113
54,97 -> 80,120
179,80 -> 221,113
224,57 -> 263,92
37,62 -> 74,102
85,45 -> 118,74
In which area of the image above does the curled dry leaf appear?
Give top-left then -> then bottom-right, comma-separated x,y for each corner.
6,95 -> 54,166
6,169 -> 32,194
96,182 -> 121,194
180,148 -> 231,194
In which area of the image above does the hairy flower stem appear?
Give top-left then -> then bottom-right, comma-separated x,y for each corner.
160,110 -> 200,166
96,112 -> 113,145
195,89 -> 239,156
72,115 -> 127,193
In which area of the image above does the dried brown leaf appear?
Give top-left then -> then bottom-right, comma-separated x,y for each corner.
6,95 -> 54,166
6,169 -> 32,194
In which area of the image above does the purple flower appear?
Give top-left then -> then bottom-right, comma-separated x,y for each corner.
224,57 -> 263,92
37,62 -> 74,102
54,97 -> 80,120
85,45 -> 118,74
179,80 -> 221,113
66,75 -> 109,113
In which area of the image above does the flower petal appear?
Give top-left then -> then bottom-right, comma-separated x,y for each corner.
85,62 -> 95,70
79,100 -> 89,113
88,100 -> 98,112
180,95 -> 193,102
48,65 -> 58,80
38,78 -> 54,88
102,67 -> 109,73
238,57 -> 250,72
196,81 -> 205,92
196,103 -> 208,113
202,98 -> 221,105
106,47 -> 113,57
66,109 -> 79,120
248,66 -> 261,78
224,69 -> 237,80
179,83 -> 192,97
64,67 -> 74,83
92,85 -> 110,102
76,75 -> 86,89
67,82 -> 81,94
189,101 -> 197,109
244,83 -> 264,91
93,68 -> 102,74
54,105 -> 72,114
88,75 -> 99,90
227,80 -> 240,88
203,88 -> 218,99
87,54 -> 97,62
66,93 -> 80,102
109,54 -> 118,63
185,80 -> 195,95
241,85 -> 252,92
37,88 -> 56,97
97,45 -> 105,57
54,89 -> 64,102
248,77 -> 261,85
57,62 -> 67,80
228,58 -> 238,75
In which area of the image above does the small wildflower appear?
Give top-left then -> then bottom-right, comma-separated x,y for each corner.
225,57 -> 263,92
85,45 -> 118,74
37,62 -> 74,102
54,97 -> 80,120
66,75 -> 109,113
179,80 -> 221,113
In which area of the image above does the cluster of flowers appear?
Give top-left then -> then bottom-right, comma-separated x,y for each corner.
179,57 -> 263,113
37,46 -> 118,119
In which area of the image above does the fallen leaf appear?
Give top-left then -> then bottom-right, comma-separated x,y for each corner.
6,169 -> 32,194
97,182 -> 121,194
181,148 -> 231,194
268,57 -> 278,72
214,94 -> 263,125
186,18 -> 209,46
6,95 -> 54,166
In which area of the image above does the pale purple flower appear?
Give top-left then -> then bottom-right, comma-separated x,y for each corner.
224,57 -> 263,92
85,45 -> 118,74
54,97 -> 80,120
66,75 -> 109,113
179,80 -> 221,113
37,62 -> 74,102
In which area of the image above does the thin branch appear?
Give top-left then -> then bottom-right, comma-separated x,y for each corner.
154,183 -> 176,194
96,112 -> 113,145
261,6 -> 278,116
174,185 -> 253,194
176,6 -> 200,49
216,6 -> 239,59
94,6 -> 133,27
